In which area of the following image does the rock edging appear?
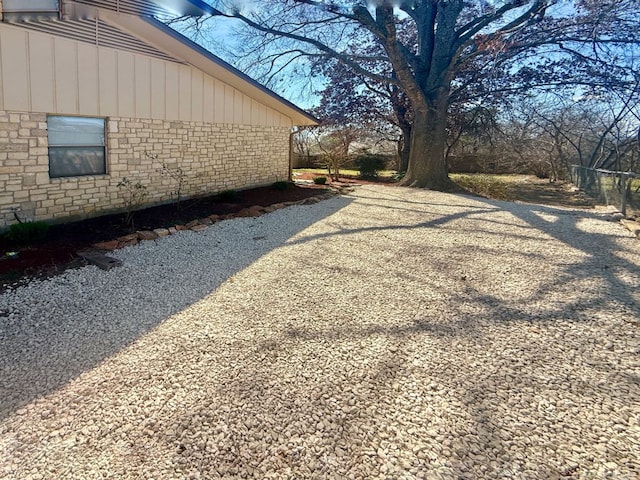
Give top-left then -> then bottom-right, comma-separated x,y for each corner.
90,190 -> 338,252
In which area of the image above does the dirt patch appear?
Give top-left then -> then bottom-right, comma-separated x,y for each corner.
509,177 -> 597,209
0,184 -> 328,290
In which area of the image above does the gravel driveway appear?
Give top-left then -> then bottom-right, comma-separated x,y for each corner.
1,185 -> 639,479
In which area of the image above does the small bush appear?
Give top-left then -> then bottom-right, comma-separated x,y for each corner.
7,221 -> 49,245
217,189 -> 238,201
272,181 -> 291,191
117,177 -> 148,231
313,176 -> 327,185
355,154 -> 388,179
393,171 -> 406,182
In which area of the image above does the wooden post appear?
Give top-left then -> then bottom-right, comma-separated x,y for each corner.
620,173 -> 628,217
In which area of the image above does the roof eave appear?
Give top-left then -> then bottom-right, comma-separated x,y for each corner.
155,0 -> 215,17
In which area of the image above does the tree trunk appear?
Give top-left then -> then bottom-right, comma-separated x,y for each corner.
400,105 -> 456,190
398,126 -> 411,172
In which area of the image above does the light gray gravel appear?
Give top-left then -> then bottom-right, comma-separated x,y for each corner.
1,185 -> 639,479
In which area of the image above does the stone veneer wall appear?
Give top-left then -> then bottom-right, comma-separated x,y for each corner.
0,110 -> 291,226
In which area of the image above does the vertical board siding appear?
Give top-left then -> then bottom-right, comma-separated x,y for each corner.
233,89 -> 243,124
178,65 -> 191,121
224,84 -> 234,122
164,62 -> 179,120
78,43 -> 100,114
150,59 -> 165,119
117,51 -> 135,117
134,56 -> 151,118
253,101 -> 266,125
214,79 -> 225,123
29,34 -> 55,112
0,24 -> 292,127
191,69 -> 203,122
1,28 -> 30,111
98,48 -> 118,116
243,96 -> 252,125
203,75 -> 215,124
54,38 -> 79,114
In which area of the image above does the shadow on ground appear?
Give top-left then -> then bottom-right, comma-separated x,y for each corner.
0,195 -> 354,420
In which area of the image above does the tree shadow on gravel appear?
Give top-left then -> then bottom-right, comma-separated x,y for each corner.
158,194 -> 639,478
0,196 -> 354,420
2,188 -> 638,478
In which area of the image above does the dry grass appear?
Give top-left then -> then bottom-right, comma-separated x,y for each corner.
451,173 -> 521,201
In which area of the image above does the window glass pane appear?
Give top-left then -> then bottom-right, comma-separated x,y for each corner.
3,0 -> 59,12
48,116 -> 105,146
49,147 -> 106,178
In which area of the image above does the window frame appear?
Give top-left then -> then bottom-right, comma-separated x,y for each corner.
47,115 -> 108,179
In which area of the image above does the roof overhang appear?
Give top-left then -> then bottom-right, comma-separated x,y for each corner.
155,0 -> 215,16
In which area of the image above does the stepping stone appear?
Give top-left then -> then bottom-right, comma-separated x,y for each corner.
77,251 -> 123,270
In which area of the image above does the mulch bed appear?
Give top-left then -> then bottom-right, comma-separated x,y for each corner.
0,184 -> 328,289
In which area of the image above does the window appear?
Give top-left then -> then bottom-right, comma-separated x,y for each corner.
48,116 -> 106,178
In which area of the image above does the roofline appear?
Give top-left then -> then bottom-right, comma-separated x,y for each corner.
160,0 -> 216,16
142,16 -> 319,125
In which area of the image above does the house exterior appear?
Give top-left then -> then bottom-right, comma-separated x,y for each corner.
0,0 -> 317,226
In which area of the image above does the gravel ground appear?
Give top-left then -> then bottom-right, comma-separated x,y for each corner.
1,185 -> 639,480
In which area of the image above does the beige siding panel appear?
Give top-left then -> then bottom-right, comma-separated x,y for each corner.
190,69 -> 203,122
178,65 -> 191,121
134,55 -> 151,118
117,51 -> 135,117
1,28 -> 30,111
279,114 -> 292,128
98,48 -> 118,116
265,107 -> 276,126
77,43 -> 99,115
54,38 -> 78,114
213,79 -> 224,123
202,75 -> 215,123
165,62 -> 179,120
150,59 -> 165,119
252,100 -> 267,126
233,89 -> 244,124
28,34 -> 55,113
0,24 -> 303,124
242,94 -> 252,125
223,84 -> 234,123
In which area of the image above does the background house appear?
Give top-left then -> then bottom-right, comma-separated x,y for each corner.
0,0 -> 316,226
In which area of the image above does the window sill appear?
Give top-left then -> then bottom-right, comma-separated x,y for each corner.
49,174 -> 110,182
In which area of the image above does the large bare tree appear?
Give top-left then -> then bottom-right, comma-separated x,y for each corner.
204,0 -> 639,190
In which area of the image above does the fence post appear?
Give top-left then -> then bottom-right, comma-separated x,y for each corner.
620,174 -> 628,217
